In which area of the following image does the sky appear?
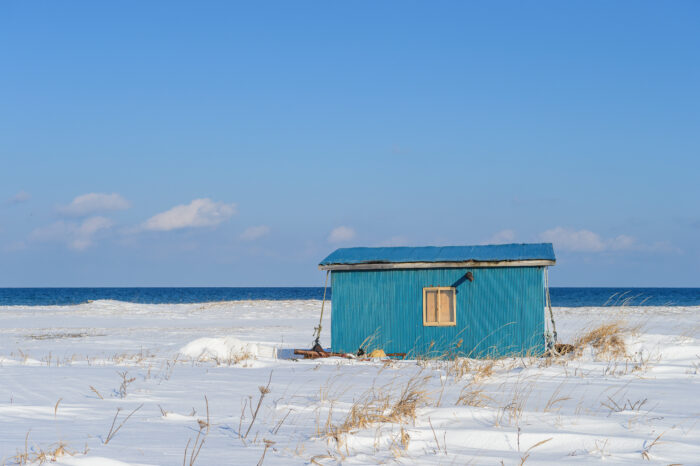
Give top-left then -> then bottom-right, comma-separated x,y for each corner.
1,1 -> 699,287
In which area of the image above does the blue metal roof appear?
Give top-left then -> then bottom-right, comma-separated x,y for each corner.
320,243 -> 555,266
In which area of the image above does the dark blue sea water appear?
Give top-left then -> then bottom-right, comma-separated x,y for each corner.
0,287 -> 699,307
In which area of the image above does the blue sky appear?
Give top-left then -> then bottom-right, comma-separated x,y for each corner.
1,1 -> 698,287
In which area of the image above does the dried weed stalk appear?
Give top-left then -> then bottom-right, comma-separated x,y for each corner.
244,372 -> 273,439
183,396 -> 210,466
104,404 -> 143,444
117,370 -> 136,399
89,385 -> 104,400
641,431 -> 665,460
519,437 -> 552,465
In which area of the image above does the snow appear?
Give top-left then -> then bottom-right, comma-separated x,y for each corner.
179,336 -> 277,362
1,299 -> 700,464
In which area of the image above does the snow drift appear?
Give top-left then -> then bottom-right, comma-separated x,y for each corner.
178,336 -> 277,361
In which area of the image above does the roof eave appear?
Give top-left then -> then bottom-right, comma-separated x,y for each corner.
318,259 -> 556,271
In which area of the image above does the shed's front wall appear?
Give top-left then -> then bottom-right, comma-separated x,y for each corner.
331,267 -> 545,357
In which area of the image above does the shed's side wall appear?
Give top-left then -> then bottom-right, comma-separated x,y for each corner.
331,267 -> 545,357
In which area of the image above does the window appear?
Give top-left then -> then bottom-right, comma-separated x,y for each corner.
423,287 -> 456,326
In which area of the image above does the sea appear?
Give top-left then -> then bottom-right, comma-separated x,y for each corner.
0,287 -> 699,307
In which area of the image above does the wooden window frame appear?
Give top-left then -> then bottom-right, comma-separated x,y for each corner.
422,287 -> 457,327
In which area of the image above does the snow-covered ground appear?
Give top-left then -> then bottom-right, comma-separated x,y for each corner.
1,300 -> 700,465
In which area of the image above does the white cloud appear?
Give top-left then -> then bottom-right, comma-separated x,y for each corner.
607,234 -> 637,251
486,229 -> 516,244
71,217 -> 113,250
30,216 -> 113,250
240,225 -> 270,241
539,227 -> 640,253
8,190 -> 31,204
142,198 -> 237,232
540,227 -> 606,252
58,193 -> 130,216
328,226 -> 356,243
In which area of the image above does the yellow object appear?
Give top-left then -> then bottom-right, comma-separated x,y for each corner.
368,349 -> 386,358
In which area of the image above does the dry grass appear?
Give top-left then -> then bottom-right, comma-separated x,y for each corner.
256,439 -> 275,466
104,404 -> 143,445
519,437 -> 552,465
574,321 -> 630,359
641,431 -> 666,460
390,375 -> 430,421
543,382 -> 571,413
387,426 -> 411,459
110,349 -> 156,366
399,426 -> 410,449
53,398 -> 62,418
27,331 -> 100,340
447,358 -> 472,380
494,379 -> 534,427
244,372 -> 272,439
7,432 -> 76,466
456,381 -> 492,408
445,357 -> 496,382
212,351 -> 255,366
158,355 -> 179,381
14,349 -> 30,364
28,442 -> 72,464
10,431 -> 30,465
428,417 -> 447,455
328,373 -> 430,441
183,396 -> 210,466
89,385 -> 104,400
332,390 -> 388,435
474,360 -> 495,380
356,330 -> 383,356
117,370 -> 136,398
601,394 -> 648,415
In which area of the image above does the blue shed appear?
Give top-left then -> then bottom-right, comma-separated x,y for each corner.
319,243 -> 556,358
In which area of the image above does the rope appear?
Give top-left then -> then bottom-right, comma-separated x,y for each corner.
545,266 -> 558,345
313,270 -> 330,347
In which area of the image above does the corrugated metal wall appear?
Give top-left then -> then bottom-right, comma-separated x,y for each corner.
331,267 -> 545,358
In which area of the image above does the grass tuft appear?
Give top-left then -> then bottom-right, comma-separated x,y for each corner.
574,321 -> 629,359
327,373 -> 430,445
